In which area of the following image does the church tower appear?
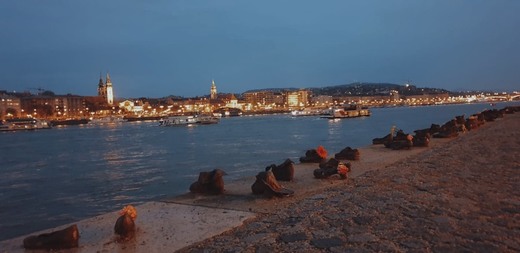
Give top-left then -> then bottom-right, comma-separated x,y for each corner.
97,73 -> 106,99
105,72 -> 114,105
210,79 -> 217,100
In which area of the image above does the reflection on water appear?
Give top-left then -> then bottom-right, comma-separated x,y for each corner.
0,102 -> 518,240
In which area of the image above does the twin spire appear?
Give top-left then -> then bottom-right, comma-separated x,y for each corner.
98,72 -> 112,87
97,72 -> 114,105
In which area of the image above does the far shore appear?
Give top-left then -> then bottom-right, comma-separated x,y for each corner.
1,107 -> 519,252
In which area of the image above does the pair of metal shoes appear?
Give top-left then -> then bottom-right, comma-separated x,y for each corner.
299,146 -> 328,163
23,225 -> 79,250
314,159 -> 351,179
23,205 -> 138,250
189,169 -> 227,195
334,146 -> 360,160
265,158 -> 295,181
252,169 -> 294,197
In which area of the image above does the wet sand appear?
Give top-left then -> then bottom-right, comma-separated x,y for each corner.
1,111 -> 518,252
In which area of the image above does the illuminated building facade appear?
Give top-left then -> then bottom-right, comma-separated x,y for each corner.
0,94 -> 21,119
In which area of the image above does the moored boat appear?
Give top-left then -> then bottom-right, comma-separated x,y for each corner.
291,108 -> 328,117
89,116 -> 126,124
50,118 -> 90,126
159,116 -> 198,126
123,116 -> 162,122
159,115 -> 220,126
0,118 -> 52,131
195,115 -> 220,124
321,104 -> 371,119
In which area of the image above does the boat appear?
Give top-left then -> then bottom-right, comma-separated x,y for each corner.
291,108 -> 328,117
0,122 -> 11,131
195,115 -> 220,124
123,116 -> 162,122
159,115 -> 220,126
213,107 -> 243,117
0,118 -> 52,131
321,104 -> 371,119
50,118 -> 90,126
159,116 -> 198,126
89,116 -> 126,124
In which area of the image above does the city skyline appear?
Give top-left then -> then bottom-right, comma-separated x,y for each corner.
1,1 -> 519,98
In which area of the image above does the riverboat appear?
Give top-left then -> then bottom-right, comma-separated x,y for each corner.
51,118 -> 90,126
0,118 -> 52,131
159,115 -> 220,126
321,104 -> 371,119
196,115 -> 220,124
159,116 -> 198,126
123,116 -> 162,122
89,116 -> 126,124
291,108 -> 328,117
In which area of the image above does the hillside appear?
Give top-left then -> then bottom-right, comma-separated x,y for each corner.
244,82 -> 451,96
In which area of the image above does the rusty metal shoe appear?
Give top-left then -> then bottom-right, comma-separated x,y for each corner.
265,158 -> 295,181
314,162 -> 351,179
252,170 -> 294,197
114,213 -> 135,240
334,147 -> 360,160
114,205 -> 137,240
23,224 -> 79,250
313,167 -> 337,179
189,169 -> 227,195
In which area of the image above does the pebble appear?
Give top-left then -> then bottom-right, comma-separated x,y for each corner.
310,237 -> 344,249
279,233 -> 307,243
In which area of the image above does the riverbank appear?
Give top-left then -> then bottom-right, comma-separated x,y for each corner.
179,111 -> 520,252
1,109 -> 518,252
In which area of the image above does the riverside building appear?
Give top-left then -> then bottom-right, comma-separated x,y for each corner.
0,93 -> 21,119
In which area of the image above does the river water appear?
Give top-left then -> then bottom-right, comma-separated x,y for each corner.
0,102 -> 517,240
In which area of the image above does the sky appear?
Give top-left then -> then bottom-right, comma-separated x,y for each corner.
1,1 -> 519,98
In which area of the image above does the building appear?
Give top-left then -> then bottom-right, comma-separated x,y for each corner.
98,72 -> 114,105
210,80 -> 217,100
119,100 -> 135,112
97,75 -> 106,102
0,93 -> 21,119
390,90 -> 400,101
225,94 -> 238,108
54,95 -> 87,118
244,91 -> 272,105
311,95 -> 333,107
19,95 -> 86,119
243,91 -> 285,108
286,90 -> 310,108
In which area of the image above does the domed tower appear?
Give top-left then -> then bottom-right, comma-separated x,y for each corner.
105,72 -> 114,105
210,79 -> 217,100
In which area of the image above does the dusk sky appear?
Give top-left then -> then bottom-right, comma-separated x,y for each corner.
1,1 -> 519,98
